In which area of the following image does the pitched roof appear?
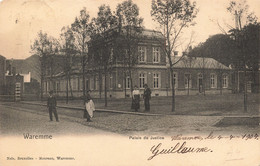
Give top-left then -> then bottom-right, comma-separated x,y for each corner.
171,56 -> 230,70
139,28 -> 164,39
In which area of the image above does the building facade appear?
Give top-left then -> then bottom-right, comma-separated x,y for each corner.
43,27 -> 233,98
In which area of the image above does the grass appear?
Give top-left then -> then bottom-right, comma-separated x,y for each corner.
56,93 -> 259,116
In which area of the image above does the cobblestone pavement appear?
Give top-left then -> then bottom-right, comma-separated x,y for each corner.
0,103 -> 118,136
1,102 -> 259,136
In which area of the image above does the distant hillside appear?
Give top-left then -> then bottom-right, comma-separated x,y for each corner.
7,55 -> 40,82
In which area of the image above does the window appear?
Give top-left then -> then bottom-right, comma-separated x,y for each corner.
138,46 -> 146,62
109,74 -> 113,89
109,48 -> 113,63
72,78 -> 77,90
139,73 -> 146,88
126,76 -> 130,89
56,81 -> 60,92
44,81 -> 47,93
79,78 -> 83,90
124,49 -> 129,59
197,73 -> 203,86
60,80 -> 63,91
94,75 -> 99,90
153,73 -> 160,88
173,73 -> 178,88
184,74 -> 191,89
47,81 -> 50,91
153,47 -> 160,63
85,79 -> 89,91
90,78 -> 94,90
210,74 -> 217,88
222,75 -> 228,88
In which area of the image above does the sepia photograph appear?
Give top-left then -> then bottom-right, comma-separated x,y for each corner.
0,0 -> 259,165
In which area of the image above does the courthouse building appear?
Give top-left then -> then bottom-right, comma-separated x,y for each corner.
43,27 -> 232,98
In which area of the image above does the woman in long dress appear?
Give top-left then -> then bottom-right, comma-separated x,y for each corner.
132,85 -> 140,112
84,90 -> 95,122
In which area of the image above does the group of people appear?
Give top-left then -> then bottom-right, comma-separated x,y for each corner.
132,84 -> 151,112
46,84 -> 151,122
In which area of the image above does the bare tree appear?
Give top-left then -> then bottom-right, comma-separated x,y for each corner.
116,0 -> 144,96
151,0 -> 198,112
46,36 -> 60,92
89,4 -> 118,106
71,8 -> 91,101
182,52 -> 195,96
60,26 -> 78,103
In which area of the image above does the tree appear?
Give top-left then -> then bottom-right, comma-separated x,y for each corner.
116,0 -> 143,27
240,23 -> 260,93
227,0 -> 258,112
116,0 -> 144,96
31,31 -> 52,100
151,0 -> 198,112
90,4 -> 118,106
182,51 -> 195,96
46,36 -> 60,92
60,26 -> 78,103
71,8 -> 91,101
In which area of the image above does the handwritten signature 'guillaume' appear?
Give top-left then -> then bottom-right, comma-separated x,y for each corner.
148,142 -> 212,160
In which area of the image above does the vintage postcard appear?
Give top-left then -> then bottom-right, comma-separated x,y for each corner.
0,0 -> 259,165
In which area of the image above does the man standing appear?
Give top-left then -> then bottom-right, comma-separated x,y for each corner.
47,90 -> 59,122
143,84 -> 151,112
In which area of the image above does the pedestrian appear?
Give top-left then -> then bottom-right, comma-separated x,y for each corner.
132,85 -> 140,112
143,84 -> 151,112
47,90 -> 59,122
84,90 -> 95,122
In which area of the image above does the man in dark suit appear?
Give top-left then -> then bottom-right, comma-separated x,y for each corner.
47,90 -> 59,122
143,84 -> 151,112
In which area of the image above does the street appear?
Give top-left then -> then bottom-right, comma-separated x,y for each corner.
0,102 -> 259,166
0,101 -> 259,136
0,103 -> 116,136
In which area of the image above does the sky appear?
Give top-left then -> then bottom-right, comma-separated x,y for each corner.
0,0 -> 259,59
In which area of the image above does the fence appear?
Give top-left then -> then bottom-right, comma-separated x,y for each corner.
0,95 -> 15,101
0,94 -> 39,102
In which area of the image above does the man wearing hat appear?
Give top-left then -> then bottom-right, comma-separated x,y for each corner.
47,90 -> 59,122
143,84 -> 151,112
